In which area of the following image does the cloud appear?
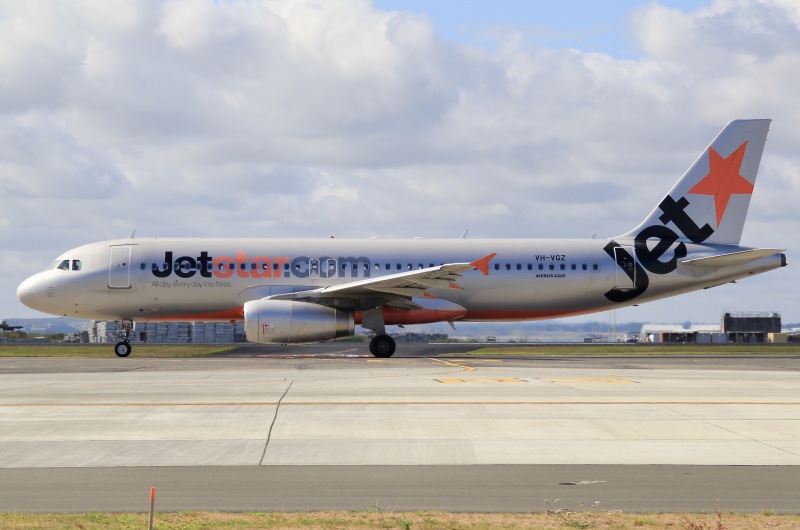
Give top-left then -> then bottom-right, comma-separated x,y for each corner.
2,0 -> 798,324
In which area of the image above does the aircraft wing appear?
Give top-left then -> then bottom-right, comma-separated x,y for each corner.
267,253 -> 495,308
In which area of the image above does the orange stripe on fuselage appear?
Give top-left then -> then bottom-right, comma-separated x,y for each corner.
141,307 -> 245,322
140,307 -> 593,325
461,308 -> 596,321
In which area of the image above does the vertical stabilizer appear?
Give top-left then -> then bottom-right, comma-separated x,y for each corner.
618,119 -> 770,245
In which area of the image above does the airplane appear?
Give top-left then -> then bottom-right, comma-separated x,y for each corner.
0,320 -> 23,332
16,119 -> 786,358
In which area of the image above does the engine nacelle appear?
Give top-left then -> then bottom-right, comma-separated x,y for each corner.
244,300 -> 354,344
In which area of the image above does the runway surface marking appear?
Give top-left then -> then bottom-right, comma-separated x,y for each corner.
548,378 -> 638,384
436,377 -> 526,383
427,358 -> 477,372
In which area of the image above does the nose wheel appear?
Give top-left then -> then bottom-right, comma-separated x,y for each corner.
114,341 -> 132,357
114,320 -> 134,358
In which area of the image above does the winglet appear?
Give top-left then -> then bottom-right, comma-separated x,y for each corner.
470,253 -> 496,276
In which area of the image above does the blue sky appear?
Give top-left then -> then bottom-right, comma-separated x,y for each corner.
374,0 -> 709,57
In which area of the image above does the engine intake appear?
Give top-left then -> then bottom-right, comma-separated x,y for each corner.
244,300 -> 354,344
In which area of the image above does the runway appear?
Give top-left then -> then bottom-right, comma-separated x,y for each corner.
0,346 -> 799,513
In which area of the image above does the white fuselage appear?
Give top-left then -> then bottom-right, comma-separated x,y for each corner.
16,237 -> 785,326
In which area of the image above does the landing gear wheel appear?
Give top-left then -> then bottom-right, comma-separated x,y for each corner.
114,342 -> 132,358
369,335 -> 396,358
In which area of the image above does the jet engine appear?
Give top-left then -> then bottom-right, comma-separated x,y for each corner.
244,300 -> 354,344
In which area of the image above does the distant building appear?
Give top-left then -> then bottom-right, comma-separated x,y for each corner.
640,312 -> 782,343
721,312 -> 781,342
88,321 -> 245,343
640,323 -> 723,343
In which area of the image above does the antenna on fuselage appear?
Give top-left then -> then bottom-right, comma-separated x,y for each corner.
128,229 -> 137,239
460,230 -> 469,239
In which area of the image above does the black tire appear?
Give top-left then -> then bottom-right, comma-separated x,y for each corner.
369,335 -> 396,358
114,342 -> 132,358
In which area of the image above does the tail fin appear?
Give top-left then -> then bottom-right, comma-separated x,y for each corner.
618,119 -> 770,245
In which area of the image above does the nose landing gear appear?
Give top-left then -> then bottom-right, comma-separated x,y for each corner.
114,320 -> 134,358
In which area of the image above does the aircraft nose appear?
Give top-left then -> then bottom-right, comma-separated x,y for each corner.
16,276 -> 39,310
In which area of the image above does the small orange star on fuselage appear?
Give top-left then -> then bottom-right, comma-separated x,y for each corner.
688,142 -> 753,227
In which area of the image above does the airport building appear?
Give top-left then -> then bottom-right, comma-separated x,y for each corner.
84,311 -> 786,345
641,312 -> 785,343
88,321 -> 245,344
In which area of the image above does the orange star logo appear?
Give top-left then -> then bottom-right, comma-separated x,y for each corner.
688,142 -> 753,227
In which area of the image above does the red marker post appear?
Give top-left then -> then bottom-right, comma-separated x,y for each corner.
149,487 -> 156,530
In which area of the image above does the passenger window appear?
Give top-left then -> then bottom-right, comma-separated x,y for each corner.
140,263 -> 146,270
494,263 -> 500,271
560,263 -> 566,270
538,264 -> 544,270
582,264 -> 587,271
549,264 -> 555,270
592,264 -> 599,271
516,264 -> 521,270
527,264 -> 532,270
571,263 -> 576,270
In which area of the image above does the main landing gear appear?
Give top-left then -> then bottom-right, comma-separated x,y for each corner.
114,320 -> 133,358
369,334 -> 396,358
363,307 -> 396,358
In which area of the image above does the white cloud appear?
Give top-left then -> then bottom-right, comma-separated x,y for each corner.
1,0 -> 798,324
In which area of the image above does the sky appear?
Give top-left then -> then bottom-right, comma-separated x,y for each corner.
1,0 -> 799,328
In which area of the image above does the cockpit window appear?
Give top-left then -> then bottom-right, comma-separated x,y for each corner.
45,259 -> 80,271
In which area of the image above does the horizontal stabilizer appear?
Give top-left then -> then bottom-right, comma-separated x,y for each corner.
680,248 -> 784,269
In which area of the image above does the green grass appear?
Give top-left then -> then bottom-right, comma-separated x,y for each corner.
461,343 -> 800,356
0,344 -> 236,358
2,510 -> 800,529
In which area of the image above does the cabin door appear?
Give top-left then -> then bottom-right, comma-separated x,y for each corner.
612,246 -> 636,291
109,246 -> 133,289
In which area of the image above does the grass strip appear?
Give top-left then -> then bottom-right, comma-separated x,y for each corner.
2,510 -> 799,529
